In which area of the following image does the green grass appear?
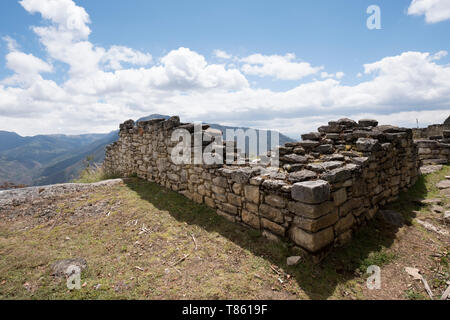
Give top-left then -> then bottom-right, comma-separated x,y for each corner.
404,289 -> 428,300
1,165 -> 449,300
72,165 -> 120,184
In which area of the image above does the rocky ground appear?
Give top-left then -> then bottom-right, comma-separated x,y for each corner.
0,170 -> 448,300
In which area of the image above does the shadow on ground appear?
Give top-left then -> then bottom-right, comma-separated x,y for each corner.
124,176 -> 428,300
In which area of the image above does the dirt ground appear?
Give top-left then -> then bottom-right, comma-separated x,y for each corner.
0,167 -> 449,300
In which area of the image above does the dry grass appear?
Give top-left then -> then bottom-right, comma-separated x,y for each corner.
0,167 -> 449,300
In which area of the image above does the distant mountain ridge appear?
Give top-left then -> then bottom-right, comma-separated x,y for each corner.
0,115 -> 294,186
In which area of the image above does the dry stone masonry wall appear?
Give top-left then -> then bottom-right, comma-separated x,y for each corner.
104,117 -> 420,258
415,130 -> 450,166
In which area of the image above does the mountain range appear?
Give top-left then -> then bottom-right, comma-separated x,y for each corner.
0,115 -> 295,187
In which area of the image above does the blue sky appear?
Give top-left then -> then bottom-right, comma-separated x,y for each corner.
0,0 -> 449,137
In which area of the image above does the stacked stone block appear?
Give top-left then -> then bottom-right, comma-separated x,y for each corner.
415,130 -> 450,166
104,117 -> 420,258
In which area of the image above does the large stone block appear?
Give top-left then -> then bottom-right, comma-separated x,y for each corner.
332,188 -> 347,206
291,180 -> 331,204
288,226 -> 334,253
264,194 -> 287,208
244,185 -> 260,204
287,200 -> 334,219
261,218 -> 285,236
334,214 -> 355,235
242,210 -> 260,229
288,169 -> 317,183
259,204 -> 284,223
356,138 -> 381,152
293,210 -> 338,233
212,176 -> 228,188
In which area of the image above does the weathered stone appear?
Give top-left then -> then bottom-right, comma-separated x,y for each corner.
288,170 -> 317,183
212,176 -> 228,188
227,193 -> 242,207
288,226 -> 334,253
244,185 -> 260,204
379,210 -> 404,227
336,118 -> 358,127
356,138 -> 381,152
334,214 -> 355,235
314,144 -> 334,154
262,179 -> 287,190
436,180 -> 450,189
301,132 -> 321,141
264,194 -> 287,208
333,188 -> 347,206
293,210 -> 338,233
242,210 -> 260,229
204,196 -> 215,208
259,204 -> 284,223
286,256 -> 302,266
298,140 -> 320,148
211,185 -> 225,195
338,198 -> 361,216
291,180 -> 331,204
320,165 -> 356,183
222,203 -> 238,215
51,258 -> 87,278
307,161 -> 343,173
288,200 -> 334,219
281,154 -> 308,164
232,183 -> 243,195
358,119 -> 379,127
261,218 -> 285,236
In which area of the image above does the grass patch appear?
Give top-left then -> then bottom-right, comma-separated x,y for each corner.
1,165 -> 449,300
73,165 -> 121,184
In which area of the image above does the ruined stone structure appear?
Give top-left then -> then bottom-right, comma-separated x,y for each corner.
413,118 -> 450,166
104,117 -> 420,258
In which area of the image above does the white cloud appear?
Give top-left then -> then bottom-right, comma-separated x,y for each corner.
213,49 -> 232,59
5,51 -> 52,76
0,0 -> 449,138
408,0 -> 450,23
20,0 -> 91,38
2,36 -> 19,51
102,46 -> 153,70
240,53 -> 322,80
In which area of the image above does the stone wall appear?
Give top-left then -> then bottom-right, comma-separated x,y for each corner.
104,117 -> 420,258
413,123 -> 450,140
415,130 -> 450,166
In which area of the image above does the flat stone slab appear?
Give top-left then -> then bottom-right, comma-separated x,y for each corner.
441,188 -> 450,198
413,198 -> 443,206
380,210 -> 405,227
437,180 -> 450,189
420,165 -> 443,175
288,170 -> 317,183
0,179 -> 123,208
291,180 -> 330,204
416,219 -> 449,236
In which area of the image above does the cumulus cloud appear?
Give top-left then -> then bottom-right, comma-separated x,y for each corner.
102,46 -> 153,70
241,53 -> 322,80
213,49 -> 233,60
0,0 -> 449,138
408,0 -> 450,23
